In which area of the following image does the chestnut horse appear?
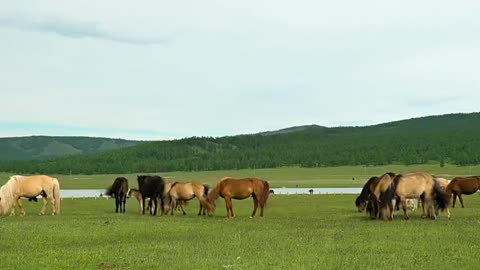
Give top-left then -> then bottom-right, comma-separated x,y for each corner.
0,175 -> 61,216
166,182 -> 209,215
381,173 -> 450,220
446,176 -> 480,208
204,177 -> 270,218
105,177 -> 129,213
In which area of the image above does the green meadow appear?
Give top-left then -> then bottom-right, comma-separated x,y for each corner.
2,194 -> 480,269
2,164 -> 480,269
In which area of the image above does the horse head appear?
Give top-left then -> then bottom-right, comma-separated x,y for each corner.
355,196 -> 366,212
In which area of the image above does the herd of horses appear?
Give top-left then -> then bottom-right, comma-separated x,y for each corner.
1,172 -> 479,220
0,174 -> 271,218
355,172 -> 480,220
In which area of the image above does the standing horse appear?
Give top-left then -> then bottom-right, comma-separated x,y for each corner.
137,175 -> 165,216
0,175 -> 61,216
105,177 -> 129,213
446,176 -> 480,208
381,173 -> 449,220
167,182 -> 209,215
204,177 -> 270,218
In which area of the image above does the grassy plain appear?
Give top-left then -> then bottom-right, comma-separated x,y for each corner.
2,194 -> 480,269
1,163 -> 479,189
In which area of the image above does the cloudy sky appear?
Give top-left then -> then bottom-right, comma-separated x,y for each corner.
1,1 -> 479,140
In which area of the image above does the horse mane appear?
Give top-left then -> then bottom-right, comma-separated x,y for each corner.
207,180 -> 225,203
356,176 -> 379,206
0,176 -> 18,215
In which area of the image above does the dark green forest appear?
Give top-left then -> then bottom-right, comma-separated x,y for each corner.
1,113 -> 480,174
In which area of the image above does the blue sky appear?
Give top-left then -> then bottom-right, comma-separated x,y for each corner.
1,1 -> 479,140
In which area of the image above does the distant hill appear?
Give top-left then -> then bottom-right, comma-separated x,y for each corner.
0,136 -> 142,161
2,112 -> 480,174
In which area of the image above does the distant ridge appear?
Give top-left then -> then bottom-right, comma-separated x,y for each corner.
2,112 -> 480,174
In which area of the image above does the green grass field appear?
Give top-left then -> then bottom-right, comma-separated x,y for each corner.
2,194 -> 480,269
1,163 -> 479,189
2,165 -> 480,269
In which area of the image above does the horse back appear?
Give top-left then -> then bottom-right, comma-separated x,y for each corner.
16,175 -> 55,195
449,176 -> 480,194
394,173 -> 434,197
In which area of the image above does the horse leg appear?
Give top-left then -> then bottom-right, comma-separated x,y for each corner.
458,194 -> 465,208
142,197 -> 146,215
388,200 -> 394,220
401,198 -> 409,220
225,197 -> 234,218
18,198 -> 26,216
39,197 -> 47,215
115,195 -> 120,213
452,194 -> 457,208
250,195 -> 259,218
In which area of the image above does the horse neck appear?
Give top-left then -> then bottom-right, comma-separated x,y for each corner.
207,184 -> 221,203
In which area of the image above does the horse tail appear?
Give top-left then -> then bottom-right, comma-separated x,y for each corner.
260,180 -> 270,207
53,178 -> 61,214
433,179 -> 450,211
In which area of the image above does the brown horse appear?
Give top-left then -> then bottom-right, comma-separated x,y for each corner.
381,173 -> 450,220
355,176 -> 381,218
105,177 -> 129,213
0,175 -> 61,216
204,177 -> 270,218
446,176 -> 480,208
166,182 -> 209,215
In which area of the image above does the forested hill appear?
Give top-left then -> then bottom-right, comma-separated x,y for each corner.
0,136 -> 142,161
2,112 -> 480,174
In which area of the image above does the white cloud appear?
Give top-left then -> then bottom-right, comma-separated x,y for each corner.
0,1 -> 479,139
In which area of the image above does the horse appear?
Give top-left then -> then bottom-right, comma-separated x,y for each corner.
355,176 -> 381,216
166,182 -> 209,215
446,176 -> 480,208
0,175 -> 61,216
381,173 -> 450,220
371,172 -> 397,220
203,177 -> 270,218
137,175 -> 165,216
105,177 -> 129,213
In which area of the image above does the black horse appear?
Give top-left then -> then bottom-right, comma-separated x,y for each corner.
137,175 -> 165,216
105,177 -> 129,213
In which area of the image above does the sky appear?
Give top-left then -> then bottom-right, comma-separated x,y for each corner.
1,1 -> 479,140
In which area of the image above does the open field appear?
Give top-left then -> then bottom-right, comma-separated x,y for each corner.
1,164 -> 480,189
2,194 -> 480,269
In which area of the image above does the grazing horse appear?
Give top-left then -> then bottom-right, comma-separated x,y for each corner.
446,176 -> 480,208
166,182 -> 209,215
355,176 -> 381,217
105,177 -> 129,213
204,177 -> 270,218
0,175 -> 61,216
137,175 -> 165,216
371,172 -> 397,220
381,173 -> 450,220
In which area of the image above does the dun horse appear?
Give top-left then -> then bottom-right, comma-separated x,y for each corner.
166,182 -> 209,215
137,175 -> 165,216
203,177 -> 269,218
105,177 -> 129,213
0,175 -> 61,216
381,173 -> 450,220
446,176 -> 480,208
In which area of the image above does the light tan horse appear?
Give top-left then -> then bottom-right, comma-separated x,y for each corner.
203,177 -> 270,218
0,175 -> 61,216
381,173 -> 450,220
166,182 -> 209,215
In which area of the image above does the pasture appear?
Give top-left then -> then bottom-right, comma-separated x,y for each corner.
2,194 -> 480,269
